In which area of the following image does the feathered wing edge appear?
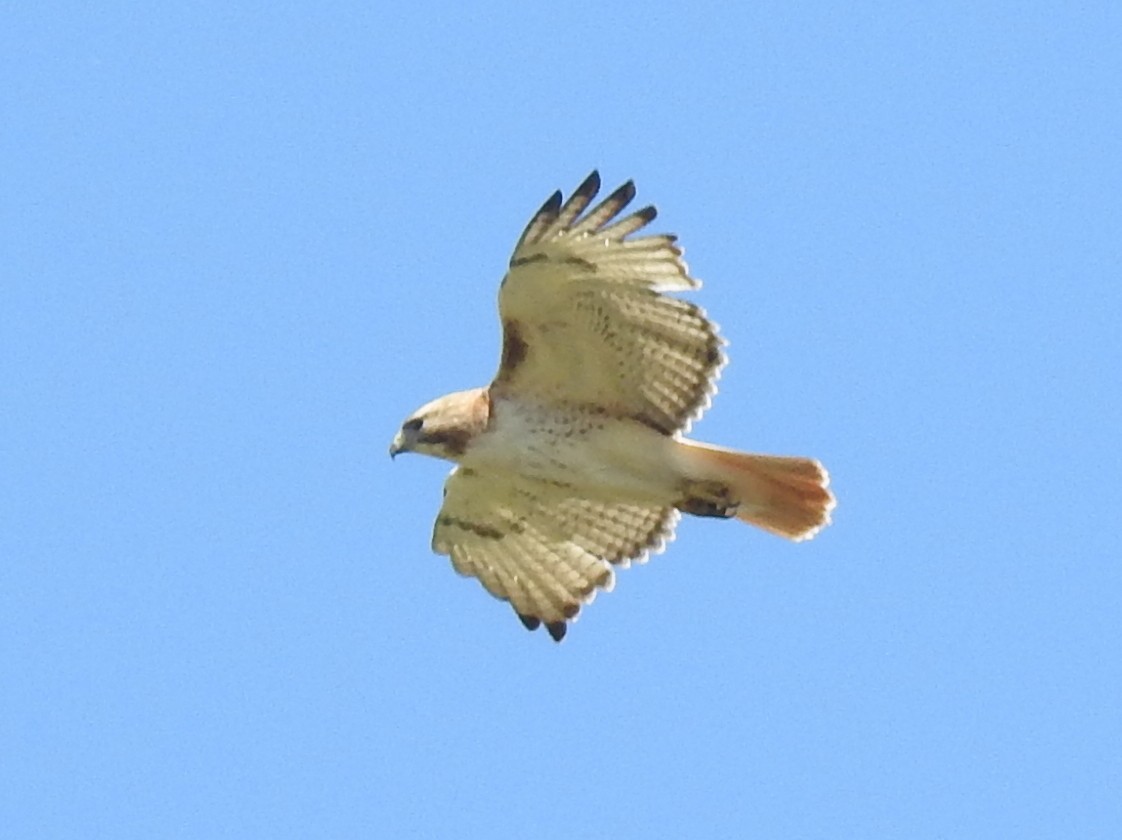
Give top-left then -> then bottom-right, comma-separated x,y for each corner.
503,172 -> 728,434
433,468 -> 681,642
511,171 -> 698,293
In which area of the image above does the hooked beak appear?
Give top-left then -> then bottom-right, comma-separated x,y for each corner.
389,430 -> 409,459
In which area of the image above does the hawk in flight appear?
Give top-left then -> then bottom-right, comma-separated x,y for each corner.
390,172 -> 834,641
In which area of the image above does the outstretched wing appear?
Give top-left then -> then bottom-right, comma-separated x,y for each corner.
492,171 -> 726,435
432,466 -> 680,641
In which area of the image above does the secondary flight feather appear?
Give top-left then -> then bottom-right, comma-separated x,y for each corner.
390,172 -> 834,641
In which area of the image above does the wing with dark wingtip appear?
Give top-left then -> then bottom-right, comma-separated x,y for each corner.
432,465 -> 679,641
493,172 -> 726,436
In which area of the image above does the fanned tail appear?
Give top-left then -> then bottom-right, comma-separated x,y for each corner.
676,440 -> 835,541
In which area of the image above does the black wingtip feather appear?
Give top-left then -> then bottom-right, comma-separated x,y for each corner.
574,170 -> 601,201
607,179 -> 636,210
539,190 -> 563,219
513,189 -> 564,253
517,612 -> 568,642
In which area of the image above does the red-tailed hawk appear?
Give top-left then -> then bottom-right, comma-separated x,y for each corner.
390,172 -> 834,641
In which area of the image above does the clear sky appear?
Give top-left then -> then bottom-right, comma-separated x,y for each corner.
3,3 -> 1120,838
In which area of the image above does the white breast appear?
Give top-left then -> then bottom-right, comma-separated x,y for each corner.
466,399 -> 681,505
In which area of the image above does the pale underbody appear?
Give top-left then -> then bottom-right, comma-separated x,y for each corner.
389,171 -> 833,640
464,399 -> 691,508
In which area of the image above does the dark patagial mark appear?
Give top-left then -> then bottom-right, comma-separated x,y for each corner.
438,516 -> 504,540
497,319 -> 528,380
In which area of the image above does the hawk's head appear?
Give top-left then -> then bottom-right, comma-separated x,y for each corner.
389,388 -> 490,463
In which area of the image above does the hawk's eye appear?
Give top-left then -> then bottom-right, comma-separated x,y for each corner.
403,417 -> 424,432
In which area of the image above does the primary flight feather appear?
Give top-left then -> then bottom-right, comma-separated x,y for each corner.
390,172 -> 834,641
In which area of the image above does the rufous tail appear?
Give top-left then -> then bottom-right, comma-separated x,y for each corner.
677,440 -> 835,541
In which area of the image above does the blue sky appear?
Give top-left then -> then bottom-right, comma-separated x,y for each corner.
3,2 -> 1120,837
